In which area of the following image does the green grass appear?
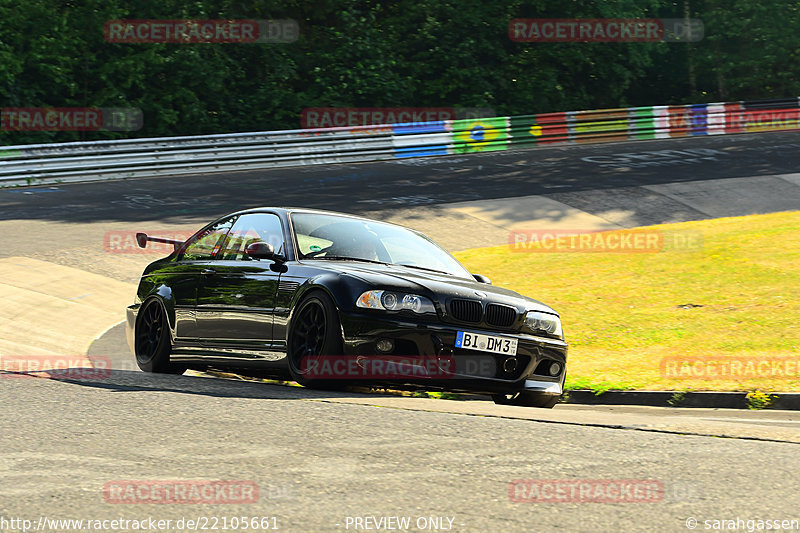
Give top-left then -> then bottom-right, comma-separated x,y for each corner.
454,211 -> 800,392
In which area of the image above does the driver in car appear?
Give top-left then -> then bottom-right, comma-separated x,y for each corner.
331,230 -> 381,261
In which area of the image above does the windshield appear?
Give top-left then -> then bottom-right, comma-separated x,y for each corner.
290,212 -> 472,278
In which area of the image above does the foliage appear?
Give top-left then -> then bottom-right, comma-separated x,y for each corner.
667,390 -> 689,407
745,391 -> 778,410
564,376 -> 634,395
1,0 -> 797,144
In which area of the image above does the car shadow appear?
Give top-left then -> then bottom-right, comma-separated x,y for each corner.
0,367 -> 383,401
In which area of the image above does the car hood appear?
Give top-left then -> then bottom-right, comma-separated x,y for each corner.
300,260 -> 558,315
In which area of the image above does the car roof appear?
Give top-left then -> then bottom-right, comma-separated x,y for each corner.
229,207 -> 391,224
218,207 -> 432,241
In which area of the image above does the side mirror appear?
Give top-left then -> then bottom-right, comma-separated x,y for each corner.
472,273 -> 492,285
245,241 -> 284,262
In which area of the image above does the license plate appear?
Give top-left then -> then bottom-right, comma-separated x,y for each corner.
455,331 -> 518,355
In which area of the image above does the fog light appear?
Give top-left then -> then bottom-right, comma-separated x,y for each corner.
549,362 -> 562,376
376,339 -> 394,353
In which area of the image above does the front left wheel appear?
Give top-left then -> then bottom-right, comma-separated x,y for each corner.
287,291 -> 346,389
134,299 -> 186,375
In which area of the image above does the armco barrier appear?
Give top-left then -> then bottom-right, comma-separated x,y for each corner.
1,97 -> 799,187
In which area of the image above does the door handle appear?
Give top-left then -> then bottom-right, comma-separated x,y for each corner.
201,269 -> 216,276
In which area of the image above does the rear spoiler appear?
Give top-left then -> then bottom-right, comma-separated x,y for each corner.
136,232 -> 185,251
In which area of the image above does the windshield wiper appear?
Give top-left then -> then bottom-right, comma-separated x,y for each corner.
390,263 -> 451,275
306,255 -> 452,275
307,256 -> 389,265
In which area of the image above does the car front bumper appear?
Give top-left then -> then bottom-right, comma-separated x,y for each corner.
338,311 -> 567,396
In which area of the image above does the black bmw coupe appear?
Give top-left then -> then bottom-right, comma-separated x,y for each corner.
126,208 -> 568,407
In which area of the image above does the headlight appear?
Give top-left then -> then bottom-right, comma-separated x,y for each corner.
356,290 -> 436,314
523,311 -> 563,337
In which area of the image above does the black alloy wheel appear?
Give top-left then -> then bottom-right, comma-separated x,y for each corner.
134,299 -> 185,374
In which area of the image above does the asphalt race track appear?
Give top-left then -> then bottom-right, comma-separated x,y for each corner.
2,132 -> 800,532
3,131 -> 800,225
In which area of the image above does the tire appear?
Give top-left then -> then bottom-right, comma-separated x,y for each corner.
492,391 -> 560,408
287,291 -> 347,389
134,299 -> 186,375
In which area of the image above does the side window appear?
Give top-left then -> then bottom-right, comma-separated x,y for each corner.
221,213 -> 285,261
180,217 -> 237,261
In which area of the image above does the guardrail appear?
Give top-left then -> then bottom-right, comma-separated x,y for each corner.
2,97 -> 799,187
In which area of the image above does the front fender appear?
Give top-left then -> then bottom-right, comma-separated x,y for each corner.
136,283 -> 178,341
285,273 -> 369,343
